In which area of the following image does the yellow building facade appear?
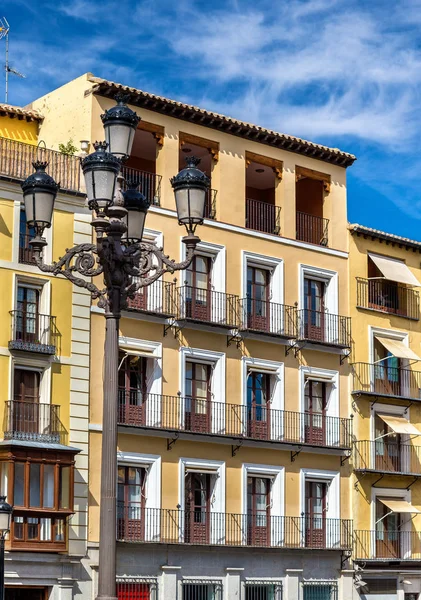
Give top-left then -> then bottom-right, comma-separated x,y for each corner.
349,224 -> 421,600
0,106 -> 91,599
28,73 -> 358,600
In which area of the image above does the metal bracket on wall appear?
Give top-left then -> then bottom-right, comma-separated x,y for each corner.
341,451 -> 352,466
341,550 -> 352,569
406,476 -> 419,491
163,318 -> 178,338
167,433 -> 179,451
227,331 -> 242,348
404,402 -> 414,415
291,446 -> 303,462
232,440 -> 243,457
370,397 -> 380,410
354,471 -> 367,490
372,473 -> 385,488
285,340 -> 305,358
340,349 -> 351,365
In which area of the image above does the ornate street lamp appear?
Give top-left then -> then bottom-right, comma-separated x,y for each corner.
21,99 -> 209,600
101,94 -> 140,159
0,497 -> 12,600
21,161 -> 59,246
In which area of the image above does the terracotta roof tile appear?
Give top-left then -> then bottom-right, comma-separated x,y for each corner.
349,223 -> 421,251
0,103 -> 43,121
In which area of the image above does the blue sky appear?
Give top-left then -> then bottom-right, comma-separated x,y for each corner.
3,0 -> 421,240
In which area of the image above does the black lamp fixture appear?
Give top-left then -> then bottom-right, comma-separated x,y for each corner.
170,156 -> 210,236
122,181 -> 150,243
21,161 -> 59,239
100,94 -> 141,160
81,141 -> 121,214
0,496 -> 12,600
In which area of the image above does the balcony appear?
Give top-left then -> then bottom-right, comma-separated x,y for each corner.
245,198 -> 280,235
9,310 -> 58,355
352,362 -> 421,401
356,277 -> 419,320
354,529 -> 421,561
296,212 -> 329,246
4,400 -> 64,444
177,286 -> 239,329
120,165 -> 161,206
354,440 -> 421,476
204,189 -> 217,220
297,310 -> 351,349
0,136 -> 81,193
126,280 -> 176,318
239,299 -> 297,339
117,508 -> 352,550
117,393 -> 353,450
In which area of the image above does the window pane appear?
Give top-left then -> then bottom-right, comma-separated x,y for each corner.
29,464 -> 41,507
59,466 -> 70,510
55,518 -> 65,542
14,463 -> 25,506
40,518 -> 52,541
43,464 -> 55,508
13,516 -> 24,540
27,517 -> 39,540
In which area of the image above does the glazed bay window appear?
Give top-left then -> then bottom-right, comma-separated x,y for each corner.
1,447 -> 75,551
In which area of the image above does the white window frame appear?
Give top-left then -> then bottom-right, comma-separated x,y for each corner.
118,336 -> 162,427
178,457 -> 225,544
13,201 -> 52,266
136,228 -> 166,313
300,468 -> 340,548
369,326 -> 411,395
299,264 -> 338,314
299,366 -> 339,445
9,358 -> 52,406
371,486 -> 413,559
241,356 -> 284,439
180,240 -> 226,293
370,402 -> 411,472
13,274 -> 51,316
117,451 -> 161,542
179,347 -> 225,433
242,463 -> 285,546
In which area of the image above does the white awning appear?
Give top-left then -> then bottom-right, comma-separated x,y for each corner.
379,499 -> 421,514
248,365 -> 278,375
377,414 -> 421,436
119,348 -> 161,359
375,336 -> 421,361
368,253 -> 421,286
185,467 -> 219,475
305,375 -> 334,382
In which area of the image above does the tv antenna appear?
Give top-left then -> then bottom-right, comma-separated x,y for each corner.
0,18 -> 26,104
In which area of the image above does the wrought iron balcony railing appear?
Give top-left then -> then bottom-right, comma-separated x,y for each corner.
204,189 -> 217,220
354,529 -> 421,561
354,440 -> 421,475
238,299 -> 297,338
120,165 -> 161,206
19,233 -> 36,265
177,286 -> 239,328
4,400 -> 64,444
0,136 -> 81,192
9,310 -> 58,355
296,212 -> 329,246
356,277 -> 419,320
297,309 -> 351,348
117,507 -> 353,550
245,198 -> 281,235
351,362 -> 421,401
126,280 -> 176,317
117,392 -> 353,450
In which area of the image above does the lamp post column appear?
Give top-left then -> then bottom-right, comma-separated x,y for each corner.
97,287 -> 121,600
0,536 -> 5,600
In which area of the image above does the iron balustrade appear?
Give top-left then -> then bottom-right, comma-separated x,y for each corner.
354,440 -> 421,475
9,310 -> 57,355
19,233 -> 36,265
296,212 -> 329,246
351,362 -> 421,400
245,198 -> 281,235
116,507 -> 353,550
0,136 -> 81,192
126,280 -> 176,317
354,529 -> 421,560
177,286 -> 239,328
356,277 -> 419,320
239,299 -> 297,338
120,165 -> 161,206
297,309 -> 351,348
4,400 -> 64,444
204,189 -> 217,220
117,392 -> 353,449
